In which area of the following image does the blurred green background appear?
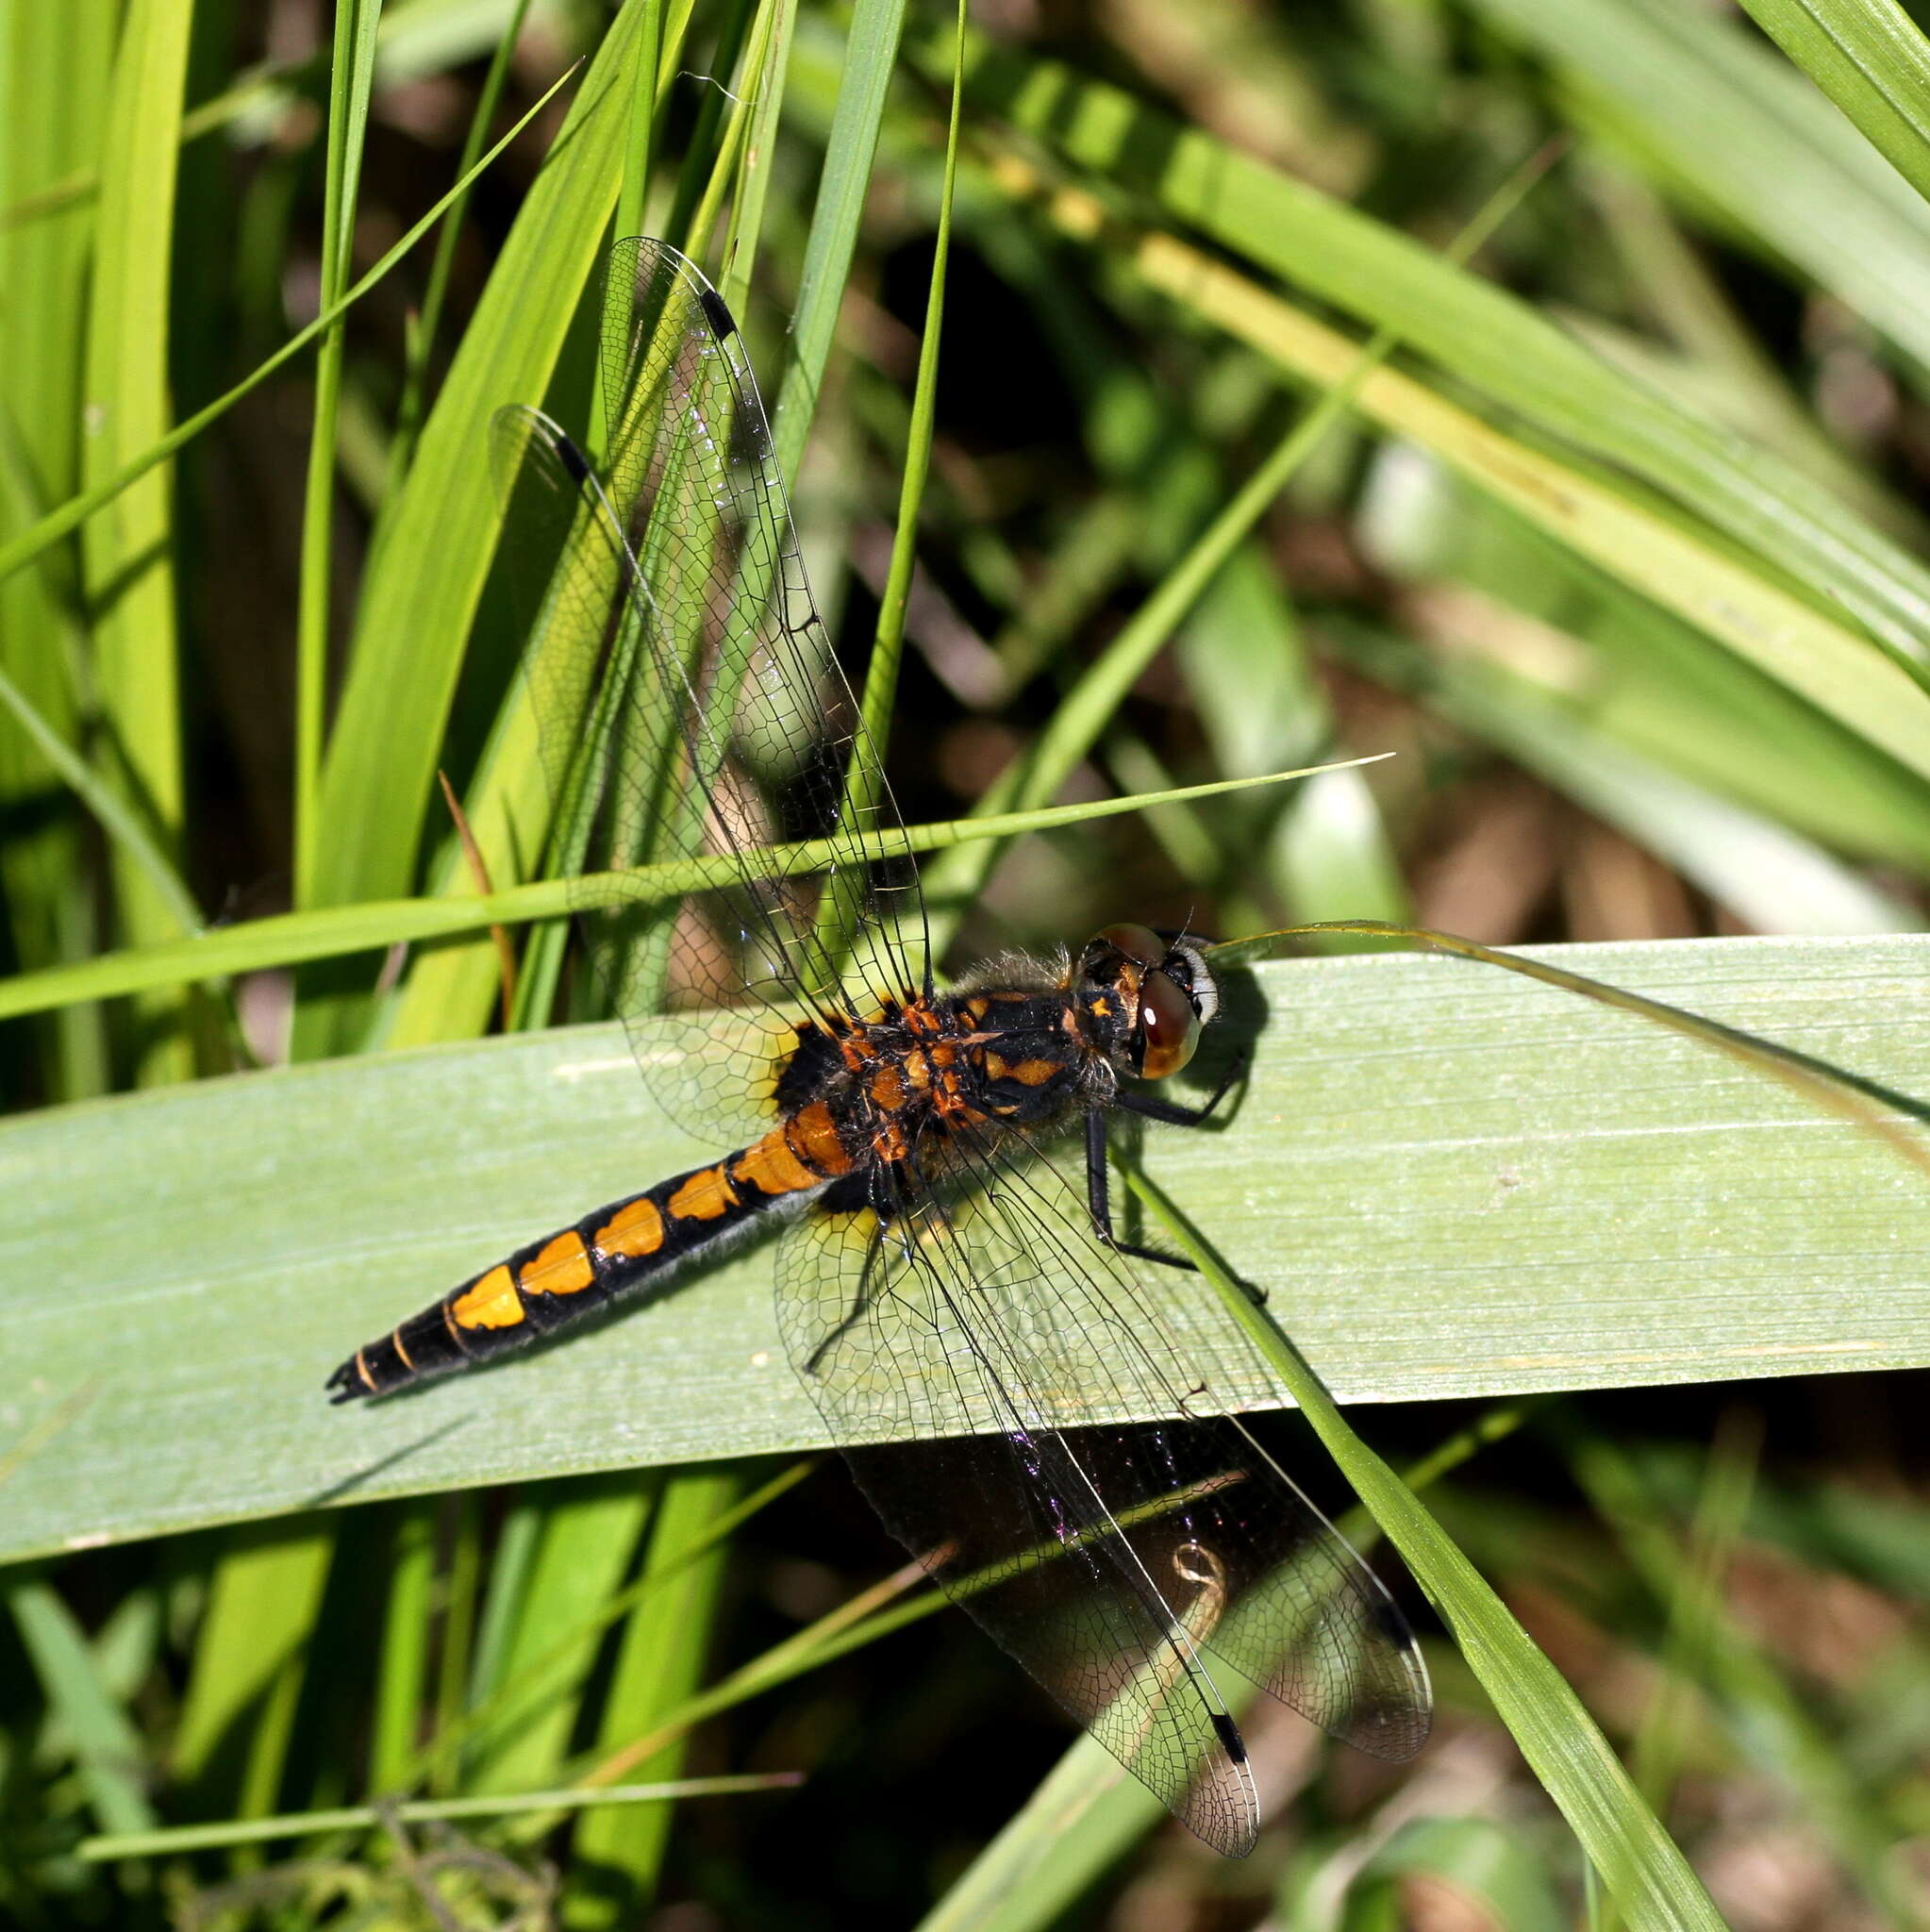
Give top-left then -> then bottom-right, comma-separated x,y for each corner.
7,0 -> 1930,1925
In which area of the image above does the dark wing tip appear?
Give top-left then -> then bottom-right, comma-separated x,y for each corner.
553,429 -> 595,485
699,285 -> 738,340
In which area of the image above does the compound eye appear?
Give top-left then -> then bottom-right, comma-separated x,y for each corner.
1099,923 -> 1166,970
1136,969 -> 1201,1079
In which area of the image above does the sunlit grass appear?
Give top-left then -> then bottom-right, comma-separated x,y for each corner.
6,0 -> 1930,1925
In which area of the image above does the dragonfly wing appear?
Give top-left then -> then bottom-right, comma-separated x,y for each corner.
489,239 -> 929,1143
774,1125 -> 1431,1855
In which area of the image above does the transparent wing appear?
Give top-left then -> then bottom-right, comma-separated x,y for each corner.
774,1128 -> 1432,1856
491,237 -> 928,1143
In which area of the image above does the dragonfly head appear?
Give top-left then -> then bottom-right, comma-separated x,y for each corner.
1074,924 -> 1221,1082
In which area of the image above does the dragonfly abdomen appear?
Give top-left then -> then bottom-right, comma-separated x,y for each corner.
326,1116 -> 847,1402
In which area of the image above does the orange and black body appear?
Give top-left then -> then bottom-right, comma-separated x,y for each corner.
325,1122 -> 841,1401
344,239 -> 1433,1857
326,957 -> 1157,1403
340,242 -> 1437,1855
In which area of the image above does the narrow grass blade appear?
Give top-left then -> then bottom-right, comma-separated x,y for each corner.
292,0 -> 380,898
1739,0 -> 1930,209
1573,1429 -> 1913,1926
996,166 -> 1930,789
0,658 -> 200,936
370,1502 -> 438,1791
1127,1173 -> 1727,1932
78,1774 -> 800,1861
565,1467 -> 740,1921
299,8 -> 653,948
0,61 -> 582,591
7,1578 -> 156,1836
463,1474 -> 654,1794
919,145 -> 1556,942
0,1 -> 116,1096
920,24 -> 1930,679
82,0 -> 194,1080
172,1519 -> 336,1820
1329,618 -> 1921,935
768,0 -> 909,485
914,1405 -> 1535,1928
1339,1818 -> 1567,1932
0,761 -> 1373,1022
1472,0 -> 1930,378
818,0 -> 968,973
388,2 -> 540,495
716,0 -> 797,315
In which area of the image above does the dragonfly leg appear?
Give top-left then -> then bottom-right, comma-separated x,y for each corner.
804,1212 -> 893,1375
1085,1107 -> 1197,1273
1110,1047 -> 1249,1130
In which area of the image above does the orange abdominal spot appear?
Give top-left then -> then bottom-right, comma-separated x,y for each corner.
595,1196 -> 666,1259
520,1230 -> 596,1296
669,1166 -> 740,1221
790,1101 -> 851,1172
450,1264 -> 524,1331
869,1062 -> 907,1109
735,1130 -> 821,1196
1008,1058 -> 1059,1086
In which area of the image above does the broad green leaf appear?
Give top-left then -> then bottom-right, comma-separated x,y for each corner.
8,936 -> 1930,1563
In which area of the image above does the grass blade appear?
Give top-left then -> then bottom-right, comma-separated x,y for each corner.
81,0 -> 195,1081
9,935 -> 1930,1559
298,8 -> 652,948
1739,0 -> 1930,207
0,59 -> 582,592
922,24 -> 1930,679
767,0 -> 909,485
1128,1174 -> 1727,1930
292,0 -> 381,897
0,763 -> 1371,1022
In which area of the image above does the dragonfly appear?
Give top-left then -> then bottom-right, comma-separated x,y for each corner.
328,237 -> 1430,1856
